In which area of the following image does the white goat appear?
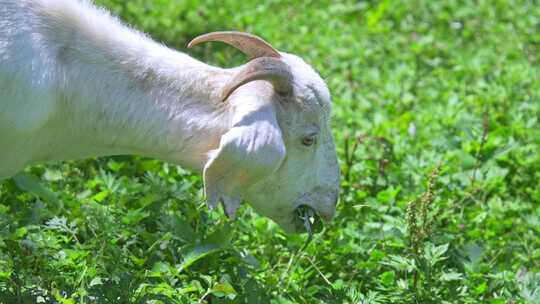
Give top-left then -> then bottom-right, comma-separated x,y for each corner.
0,0 -> 339,232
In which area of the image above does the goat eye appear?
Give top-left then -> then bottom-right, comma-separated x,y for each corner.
302,135 -> 316,146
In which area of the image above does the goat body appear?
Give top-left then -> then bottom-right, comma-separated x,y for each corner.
0,0 -> 230,178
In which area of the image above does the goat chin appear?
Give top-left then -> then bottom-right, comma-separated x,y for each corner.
0,0 -> 341,230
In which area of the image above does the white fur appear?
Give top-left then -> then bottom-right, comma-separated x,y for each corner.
0,0 -> 339,232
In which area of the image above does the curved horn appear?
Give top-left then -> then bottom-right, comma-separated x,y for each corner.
220,57 -> 292,102
188,31 -> 281,59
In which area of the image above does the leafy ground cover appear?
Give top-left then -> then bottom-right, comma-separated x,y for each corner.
1,0 -> 539,303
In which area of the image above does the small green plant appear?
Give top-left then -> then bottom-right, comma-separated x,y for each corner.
406,164 -> 447,300
407,164 -> 441,258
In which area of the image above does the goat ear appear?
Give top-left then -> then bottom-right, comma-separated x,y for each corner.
203,104 -> 286,219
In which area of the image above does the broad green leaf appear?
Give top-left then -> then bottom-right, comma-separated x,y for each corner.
464,243 -> 484,265
122,209 -> 150,225
439,271 -> 464,282
380,271 -> 395,286
177,243 -> 221,272
13,173 -> 58,203
211,282 -> 236,299
12,227 -> 28,239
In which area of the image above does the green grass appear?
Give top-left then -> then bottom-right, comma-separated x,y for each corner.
1,0 -> 540,303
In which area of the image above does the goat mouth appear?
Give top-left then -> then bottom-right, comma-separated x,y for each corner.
293,205 -> 324,235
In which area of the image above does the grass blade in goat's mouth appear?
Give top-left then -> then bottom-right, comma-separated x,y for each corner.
295,205 -> 323,236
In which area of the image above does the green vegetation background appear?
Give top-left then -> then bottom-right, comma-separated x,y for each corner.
1,0 -> 539,303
